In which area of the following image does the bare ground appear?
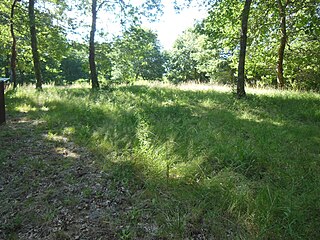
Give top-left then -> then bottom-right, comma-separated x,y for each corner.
0,114 -> 138,240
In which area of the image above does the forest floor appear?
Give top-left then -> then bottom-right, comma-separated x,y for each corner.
1,82 -> 320,239
0,113 -> 136,239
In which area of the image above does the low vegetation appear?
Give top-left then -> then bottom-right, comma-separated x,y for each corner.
1,82 -> 319,239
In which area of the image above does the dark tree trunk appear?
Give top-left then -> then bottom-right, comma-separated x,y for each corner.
28,0 -> 42,89
89,0 -> 99,89
277,0 -> 288,89
237,0 -> 252,98
10,0 -> 19,89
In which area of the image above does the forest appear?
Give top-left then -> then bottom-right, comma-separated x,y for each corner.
0,0 -> 319,93
1,0 -> 320,239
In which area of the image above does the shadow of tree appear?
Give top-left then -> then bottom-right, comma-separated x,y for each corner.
3,85 -> 320,239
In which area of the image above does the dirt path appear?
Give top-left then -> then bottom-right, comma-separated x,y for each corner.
0,114 -> 124,239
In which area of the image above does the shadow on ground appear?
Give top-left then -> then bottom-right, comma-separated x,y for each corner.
1,85 -> 320,239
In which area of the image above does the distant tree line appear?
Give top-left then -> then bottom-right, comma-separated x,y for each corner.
0,0 -> 319,96
0,0 -> 163,89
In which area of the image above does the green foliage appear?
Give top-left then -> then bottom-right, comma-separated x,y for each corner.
1,0 -> 166,85
166,27 -> 235,85
165,29 -> 208,83
198,0 -> 320,90
0,0 -> 71,84
95,42 -> 112,82
60,56 -> 88,83
111,26 -> 165,83
1,0 -> 319,90
0,0 -> 12,77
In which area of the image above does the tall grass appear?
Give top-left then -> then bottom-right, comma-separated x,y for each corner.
5,82 -> 320,239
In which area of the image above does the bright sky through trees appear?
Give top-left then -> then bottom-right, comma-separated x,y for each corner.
67,0 -> 206,50
142,0 -> 207,50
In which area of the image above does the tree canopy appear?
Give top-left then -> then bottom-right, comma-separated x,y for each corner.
0,0 -> 319,91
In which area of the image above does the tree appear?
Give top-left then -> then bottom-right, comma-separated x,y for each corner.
246,0 -> 320,90
166,28 -> 210,83
237,0 -> 252,98
0,1 -> 12,78
199,0 -> 246,86
10,0 -> 20,89
276,0 -> 288,88
112,26 -> 165,82
85,0 -> 163,89
28,0 -> 42,89
89,0 -> 99,89
60,42 -> 89,83
95,42 -> 112,82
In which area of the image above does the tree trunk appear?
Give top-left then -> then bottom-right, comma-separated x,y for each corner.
89,0 -> 99,89
28,0 -> 42,89
277,0 -> 287,89
10,0 -> 19,89
237,0 -> 252,98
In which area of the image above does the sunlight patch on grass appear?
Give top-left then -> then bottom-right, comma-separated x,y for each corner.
237,111 -> 284,126
63,127 -> 76,135
134,80 -> 231,93
55,147 -> 80,159
40,106 -> 49,111
15,104 -> 37,113
5,82 -> 320,239
44,132 -> 68,143
177,83 -> 230,92
247,86 -> 320,99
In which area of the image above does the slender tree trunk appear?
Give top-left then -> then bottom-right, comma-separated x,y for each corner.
5,56 -> 10,78
89,0 -> 99,89
10,0 -> 19,89
28,0 -> 42,89
237,0 -> 252,98
277,0 -> 288,89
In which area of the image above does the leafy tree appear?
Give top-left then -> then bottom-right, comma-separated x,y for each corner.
199,0 -> 246,87
198,0 -> 320,91
0,0 -> 71,86
28,0 -> 43,89
276,0 -> 288,88
237,0 -> 252,98
95,42 -> 112,82
0,1 -> 12,78
166,29 -> 208,83
89,0 -> 99,89
111,26 -> 165,82
82,0 -> 163,89
60,42 -> 89,83
247,0 -> 320,89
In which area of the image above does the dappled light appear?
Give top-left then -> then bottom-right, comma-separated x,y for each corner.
1,83 -> 319,239
1,0 -> 319,237
43,133 -> 81,159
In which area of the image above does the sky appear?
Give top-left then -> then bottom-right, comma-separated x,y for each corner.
68,0 -> 207,50
141,0 -> 207,50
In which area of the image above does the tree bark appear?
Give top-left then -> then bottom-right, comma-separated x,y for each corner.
277,0 -> 288,89
89,0 -> 99,89
237,0 -> 252,98
28,0 -> 42,89
10,0 -> 19,89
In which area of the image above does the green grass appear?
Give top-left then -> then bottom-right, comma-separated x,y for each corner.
2,82 -> 320,239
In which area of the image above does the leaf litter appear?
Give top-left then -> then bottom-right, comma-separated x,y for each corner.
0,114 -> 147,239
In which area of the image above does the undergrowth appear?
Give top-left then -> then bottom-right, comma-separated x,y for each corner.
3,82 -> 320,239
